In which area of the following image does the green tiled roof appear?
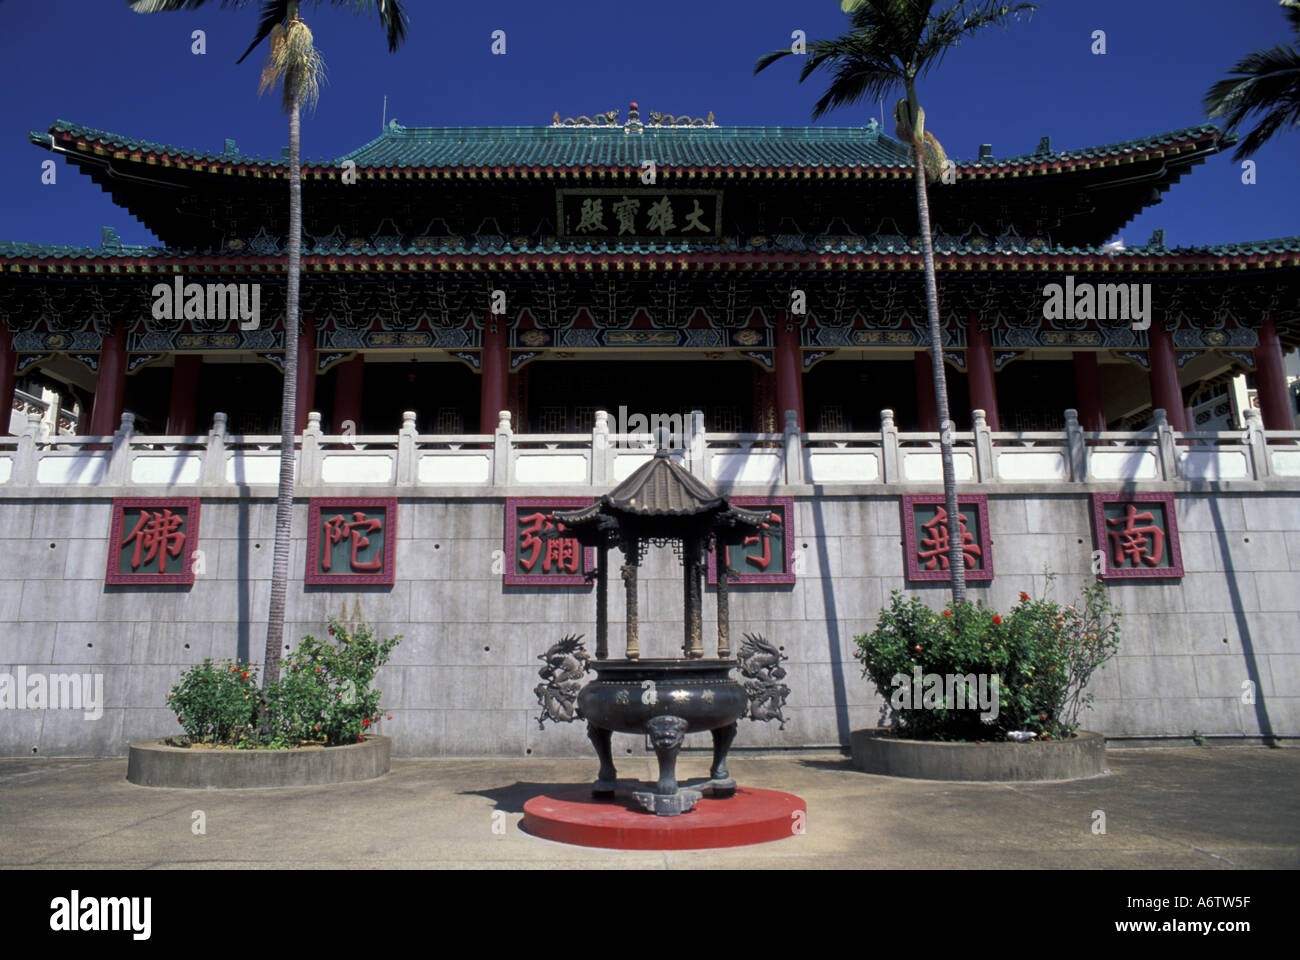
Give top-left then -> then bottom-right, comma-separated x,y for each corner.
30,120 -> 328,167
0,239 -> 173,260
339,121 -> 915,169
33,118 -> 1229,172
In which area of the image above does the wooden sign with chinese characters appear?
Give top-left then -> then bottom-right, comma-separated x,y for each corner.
504,498 -> 596,586
1091,492 -> 1184,579
707,496 -> 796,585
105,498 -> 201,585
901,494 -> 994,582
305,498 -> 397,586
557,189 -> 723,241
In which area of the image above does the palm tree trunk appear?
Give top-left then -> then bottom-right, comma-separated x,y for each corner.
911,135 -> 967,604
264,85 -> 302,687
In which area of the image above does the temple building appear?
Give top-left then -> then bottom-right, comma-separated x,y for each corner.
3,103 -> 1296,441
2,103 -> 1297,757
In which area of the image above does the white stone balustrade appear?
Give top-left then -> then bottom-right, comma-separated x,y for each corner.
2,407 -> 1297,491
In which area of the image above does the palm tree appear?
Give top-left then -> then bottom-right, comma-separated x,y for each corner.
129,0 -> 409,684
755,0 -> 1033,603
1204,0 -> 1300,160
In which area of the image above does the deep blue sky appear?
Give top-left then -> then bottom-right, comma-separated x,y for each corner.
1,0 -> 1296,249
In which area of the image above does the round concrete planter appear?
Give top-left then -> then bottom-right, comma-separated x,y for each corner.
850,729 -> 1107,782
126,735 -> 390,789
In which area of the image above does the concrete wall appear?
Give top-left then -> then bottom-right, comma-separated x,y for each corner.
1,488 -> 1296,757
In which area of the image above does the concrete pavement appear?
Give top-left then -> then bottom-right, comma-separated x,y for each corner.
1,747 -> 1296,869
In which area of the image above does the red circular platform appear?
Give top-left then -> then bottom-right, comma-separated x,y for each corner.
522,787 -> 807,850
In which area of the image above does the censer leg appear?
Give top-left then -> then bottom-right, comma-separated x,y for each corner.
709,721 -> 738,797
587,722 -> 616,797
647,715 -> 689,796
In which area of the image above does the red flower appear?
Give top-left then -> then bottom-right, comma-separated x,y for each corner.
914,644 -> 922,653
1039,713 -> 1047,721
357,734 -> 365,743
1019,592 -> 1029,602
991,615 -> 1003,625
942,610 -> 952,618
362,717 -> 371,727
240,672 -> 248,680
387,715 -> 392,721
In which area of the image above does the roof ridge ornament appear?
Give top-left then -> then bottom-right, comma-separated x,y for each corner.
548,102 -> 717,131
551,109 -> 620,127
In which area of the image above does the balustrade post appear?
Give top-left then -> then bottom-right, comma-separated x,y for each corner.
1154,409 -> 1178,480
1243,407 -> 1270,480
972,409 -> 994,482
301,411 -> 322,488
12,412 -> 42,486
201,412 -> 227,485
591,409 -> 610,486
880,408 -> 900,483
687,409 -> 706,478
783,409 -> 803,484
493,410 -> 513,486
1065,408 -> 1087,482
397,410 -> 416,485
105,412 -> 135,485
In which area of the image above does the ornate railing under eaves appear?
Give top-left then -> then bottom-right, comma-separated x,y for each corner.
0,407 -> 1296,491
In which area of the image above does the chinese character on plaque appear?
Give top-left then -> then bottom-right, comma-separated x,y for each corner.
305,498 -> 397,586
504,498 -> 596,586
901,494 -> 994,582
1091,492 -> 1183,579
105,498 -> 201,585
556,189 -> 721,241
707,496 -> 796,585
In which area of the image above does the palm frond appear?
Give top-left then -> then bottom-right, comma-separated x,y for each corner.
237,0 -> 290,63
913,1 -> 1037,78
127,0 -> 254,11
1203,8 -> 1300,161
753,47 -> 796,75
258,17 -> 326,113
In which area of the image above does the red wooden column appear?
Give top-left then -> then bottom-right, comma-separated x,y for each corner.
966,317 -> 1001,431
90,325 -> 128,436
774,315 -> 804,429
294,316 -> 317,435
1072,352 -> 1106,431
333,354 -> 365,433
1254,315 -> 1294,430
166,355 -> 202,435
913,350 -> 939,431
0,325 -> 15,436
480,316 -> 508,434
1146,322 -> 1187,431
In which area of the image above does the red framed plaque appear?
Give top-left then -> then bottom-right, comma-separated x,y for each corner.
105,497 -> 201,585
306,497 -> 397,586
901,494 -> 994,582
707,496 -> 796,585
1091,492 -> 1183,580
504,498 -> 596,586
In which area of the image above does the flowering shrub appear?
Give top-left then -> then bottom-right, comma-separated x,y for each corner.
261,617 -> 402,747
853,576 -> 1121,742
168,658 -> 260,745
165,618 -> 401,748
